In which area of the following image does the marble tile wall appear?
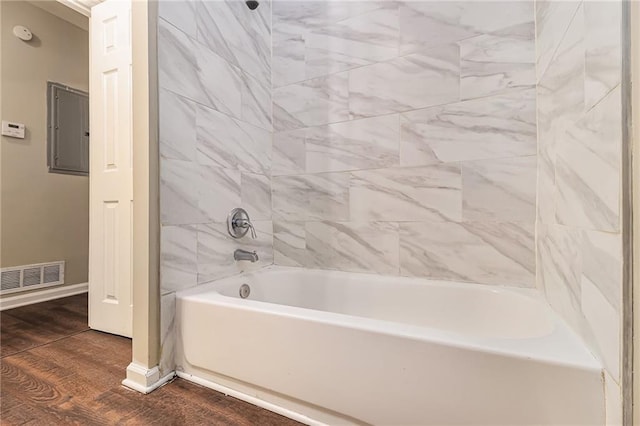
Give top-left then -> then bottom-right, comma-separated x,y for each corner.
534,0 -> 623,408
157,0 -> 272,375
272,0 -> 538,287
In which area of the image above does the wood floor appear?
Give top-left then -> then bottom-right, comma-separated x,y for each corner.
0,294 -> 301,425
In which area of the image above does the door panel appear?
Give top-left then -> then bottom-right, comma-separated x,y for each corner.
89,0 -> 132,337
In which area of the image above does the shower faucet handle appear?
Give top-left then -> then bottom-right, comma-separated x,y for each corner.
234,218 -> 257,239
227,208 -> 257,239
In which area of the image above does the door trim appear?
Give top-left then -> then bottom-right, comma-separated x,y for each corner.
123,0 -> 161,392
628,1 -> 638,424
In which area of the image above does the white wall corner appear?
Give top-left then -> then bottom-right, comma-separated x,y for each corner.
122,362 -> 174,394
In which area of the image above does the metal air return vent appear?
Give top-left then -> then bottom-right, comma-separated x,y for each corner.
1,270 -> 21,292
0,261 -> 65,294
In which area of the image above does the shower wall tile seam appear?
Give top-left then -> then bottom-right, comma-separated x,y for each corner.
270,86 -> 536,134
270,43 -> 521,91
157,13 -> 272,89
270,154 -> 538,178
159,156 -> 272,178
271,10 -> 535,89
534,0 -> 584,84
584,83 -> 622,115
158,18 -> 273,132
272,77 -> 535,132
272,219 -> 535,287
159,80 -> 273,134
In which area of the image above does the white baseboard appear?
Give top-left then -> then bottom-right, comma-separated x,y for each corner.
0,282 -> 88,311
122,363 -> 175,394
175,371 -> 322,426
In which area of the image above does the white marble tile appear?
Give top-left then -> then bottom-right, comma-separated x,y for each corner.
273,73 -> 349,131
605,371 -> 622,425
158,18 -> 205,104
159,292 -> 176,377
350,165 -> 462,222
161,225 -> 198,294
462,156 -> 537,222
465,220 -> 535,280
400,89 -> 536,165
196,104 -> 271,175
273,0 -> 386,43
581,277 -> 620,382
459,1 -> 533,35
581,229 -> 622,314
196,0 -> 271,86
273,36 -> 306,88
584,1 -> 622,110
306,115 -> 400,173
399,2 -> 473,55
196,105 -> 237,170
161,159 -> 204,225
273,129 -> 306,176
272,0 -> 322,42
197,221 -> 273,284
272,1 -> 329,42
536,142 -> 556,224
306,221 -> 399,274
241,172 -> 271,221
400,220 -> 534,287
198,165 -> 241,223
535,0 -> 581,81
196,44 -> 243,118
272,173 -> 350,221
536,3 -> 584,131
159,88 -> 197,161
159,0 -> 197,38
304,4 -> 399,80
399,1 -> 532,56
536,223 -> 583,328
349,43 -> 460,119
460,23 -> 535,100
197,222 -> 239,283
554,88 -> 621,232
273,221 -> 308,267
195,0 -> 235,65
240,71 -> 272,131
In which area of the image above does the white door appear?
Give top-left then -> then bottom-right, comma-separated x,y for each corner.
88,0 -> 133,337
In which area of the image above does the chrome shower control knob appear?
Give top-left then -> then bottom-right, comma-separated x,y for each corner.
227,208 -> 257,239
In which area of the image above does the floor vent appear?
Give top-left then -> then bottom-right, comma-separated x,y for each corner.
0,261 -> 65,294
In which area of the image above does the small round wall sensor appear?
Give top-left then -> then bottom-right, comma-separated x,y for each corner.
13,26 -> 33,41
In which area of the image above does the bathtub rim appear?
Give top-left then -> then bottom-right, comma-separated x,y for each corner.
176,266 -> 601,372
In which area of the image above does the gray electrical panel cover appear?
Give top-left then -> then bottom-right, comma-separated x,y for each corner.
47,82 -> 89,176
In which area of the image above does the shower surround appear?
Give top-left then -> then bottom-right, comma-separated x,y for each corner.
270,1 -> 538,287
157,0 -> 625,422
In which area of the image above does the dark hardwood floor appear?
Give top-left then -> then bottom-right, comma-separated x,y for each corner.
0,294 -> 301,425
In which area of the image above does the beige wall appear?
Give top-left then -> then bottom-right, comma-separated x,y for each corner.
1,1 -> 89,286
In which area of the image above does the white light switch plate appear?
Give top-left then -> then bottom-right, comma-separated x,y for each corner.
2,121 -> 25,139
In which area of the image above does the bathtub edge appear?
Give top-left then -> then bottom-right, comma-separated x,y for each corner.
175,371 -> 329,426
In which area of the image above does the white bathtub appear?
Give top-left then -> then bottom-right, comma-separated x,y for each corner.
175,266 -> 604,425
